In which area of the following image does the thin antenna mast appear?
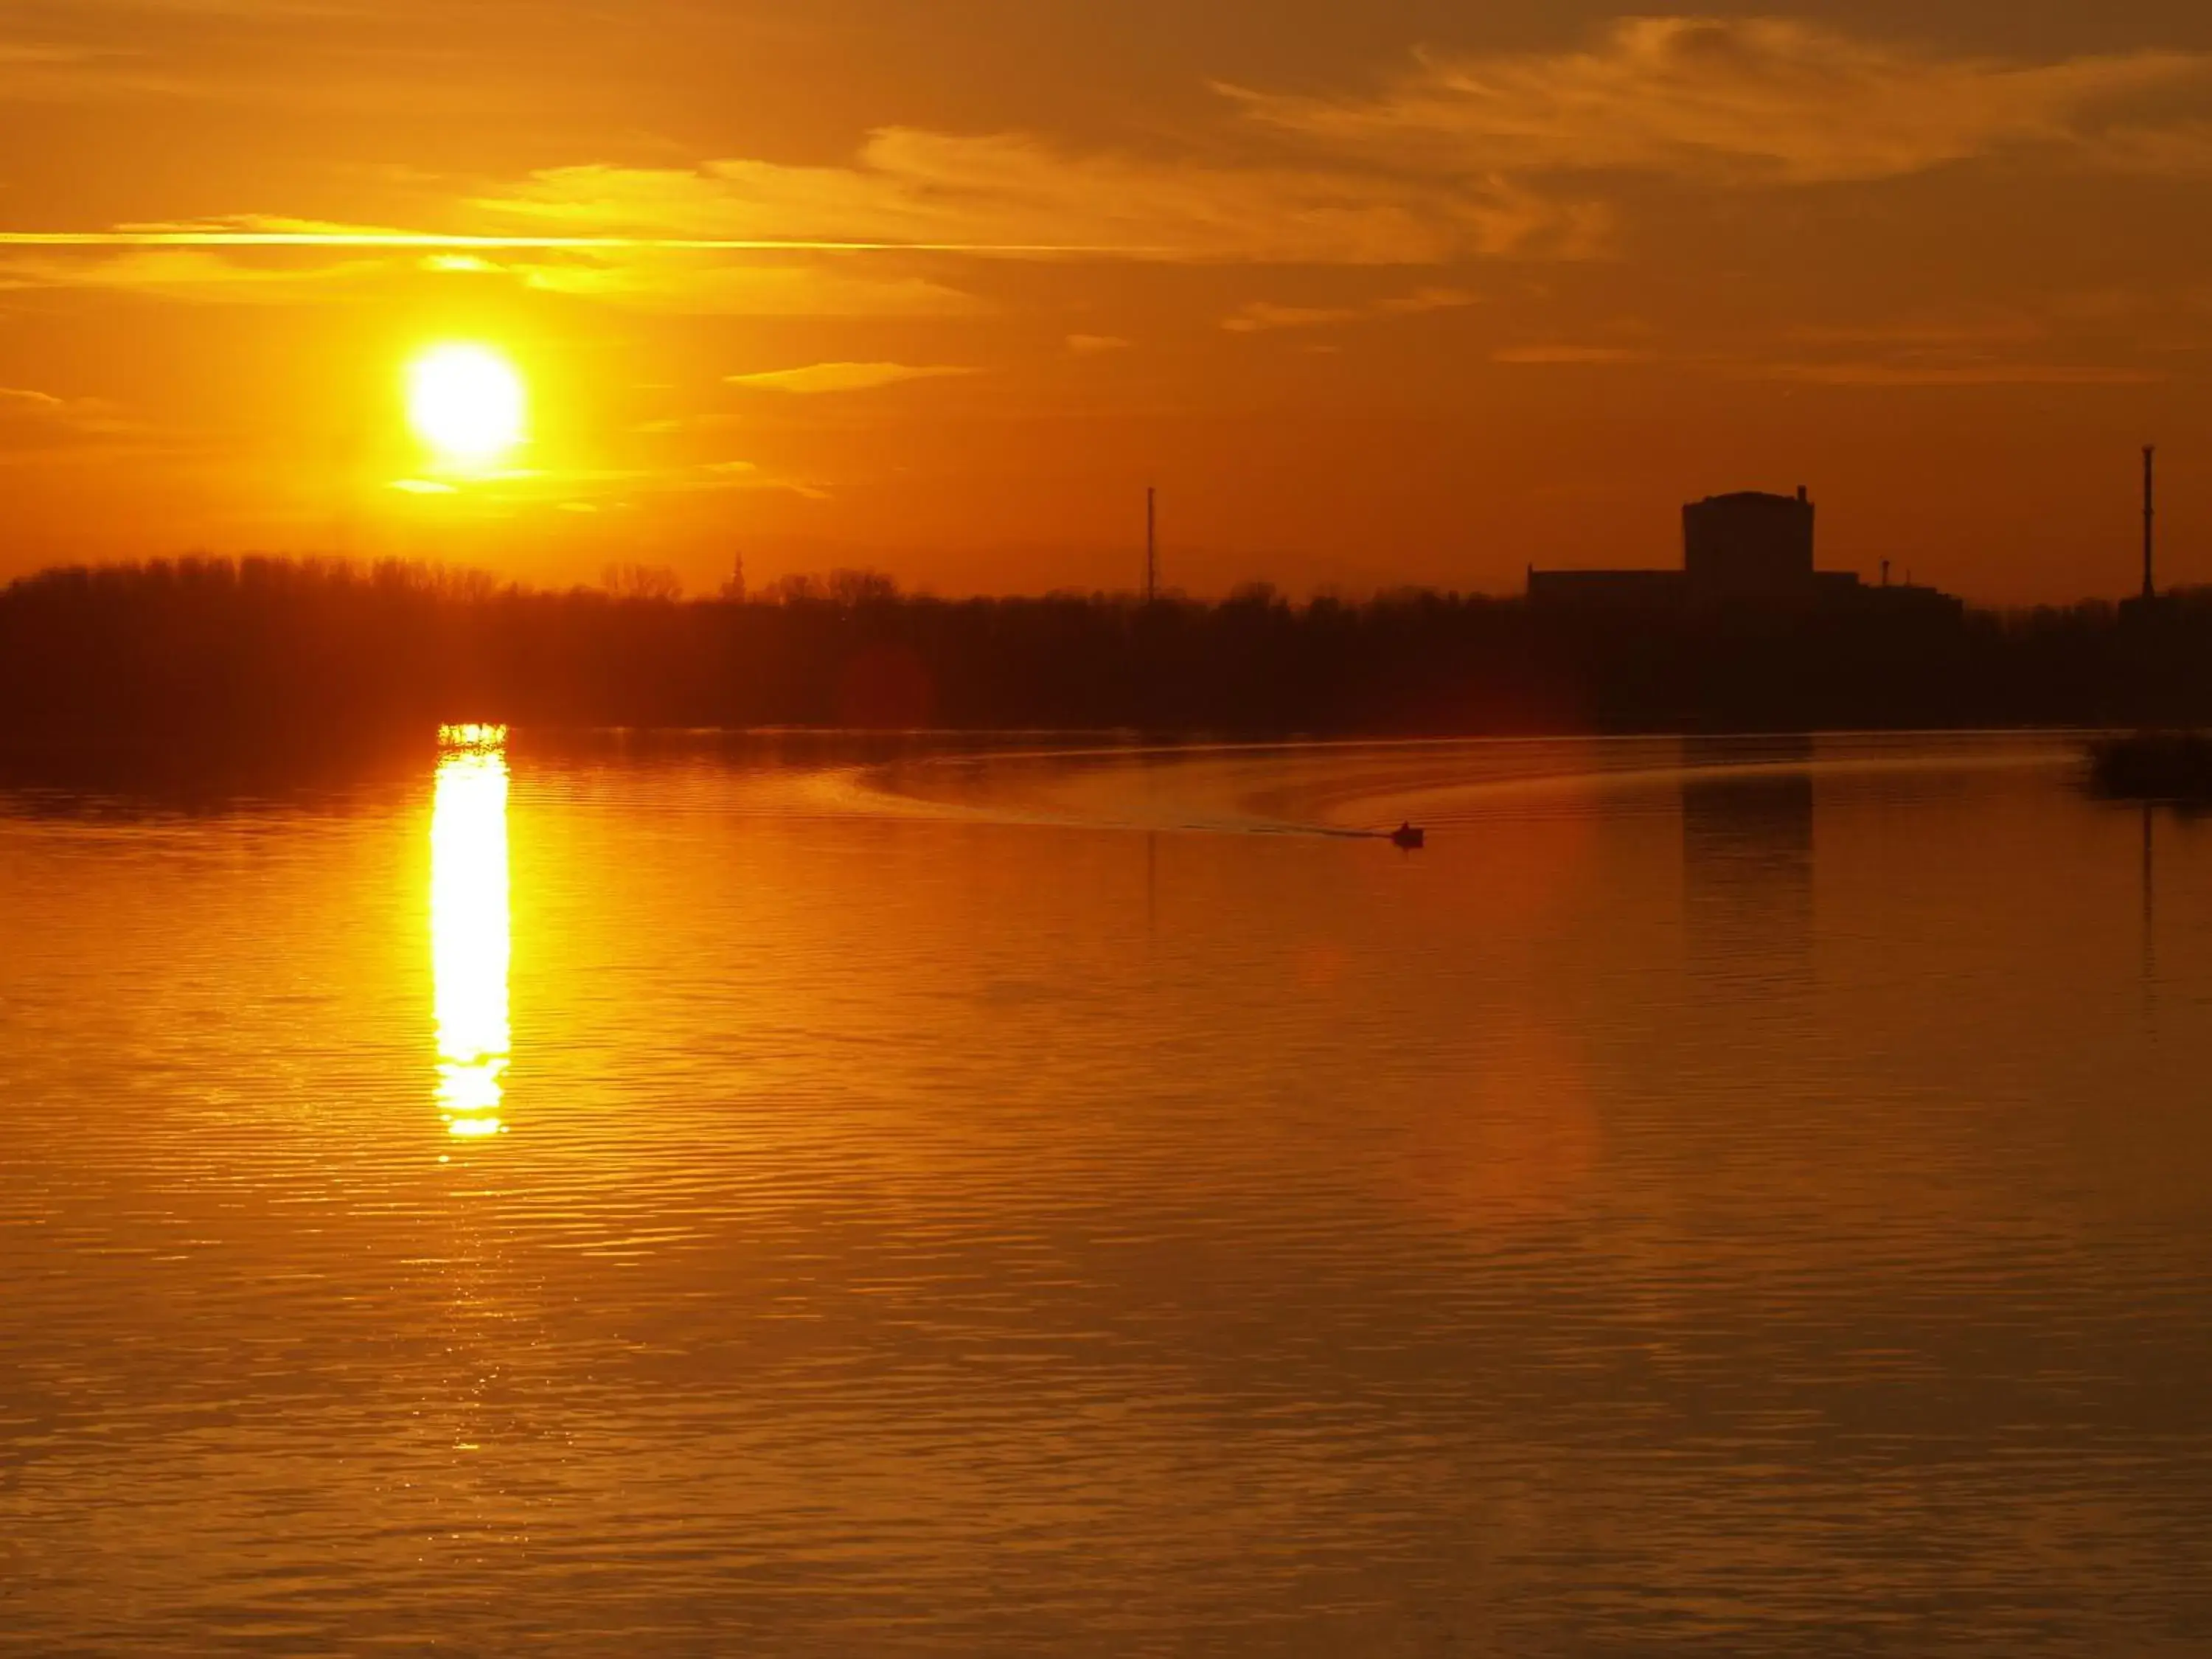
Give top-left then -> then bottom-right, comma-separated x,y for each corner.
1146,486 -> 1158,605
2143,445 -> 2157,602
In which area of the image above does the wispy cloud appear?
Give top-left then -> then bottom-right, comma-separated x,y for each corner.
0,38 -> 200,100
1376,285 -> 1480,316
491,254 -> 980,317
476,130 -> 1602,265
1488,338 -> 2157,384
0,220 -> 1133,255
726,361 -> 981,394
0,383 -> 150,458
1746,360 -> 2159,387
6,15 -> 2204,333
1493,344 -> 1657,365
0,157 -> 1586,307
0,387 -> 74,413
1228,18 -> 2212,185
1067,334 -> 1131,354
392,456 -> 832,505
1785,316 -> 2049,349
0,215 -> 987,314
0,5 -> 627,111
1225,287 -> 1480,333
0,247 -> 394,302
0,386 -> 131,434
692,460 -> 830,498
1222,302 -> 1362,334
10,0 -> 375,18
2090,119 -> 2212,176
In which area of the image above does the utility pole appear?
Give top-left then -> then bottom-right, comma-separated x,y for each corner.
1146,486 -> 1158,605
2143,445 -> 2157,603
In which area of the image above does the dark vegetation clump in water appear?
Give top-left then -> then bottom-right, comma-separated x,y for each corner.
2088,731 -> 2212,802
6,557 -> 2212,755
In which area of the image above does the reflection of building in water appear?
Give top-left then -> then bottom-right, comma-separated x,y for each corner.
1680,737 -> 1815,990
432,724 -> 512,1138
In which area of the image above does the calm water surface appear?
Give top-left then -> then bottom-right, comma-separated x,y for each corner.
4,732 -> 2211,1655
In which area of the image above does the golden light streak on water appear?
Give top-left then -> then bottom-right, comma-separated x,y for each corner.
431,724 -> 511,1138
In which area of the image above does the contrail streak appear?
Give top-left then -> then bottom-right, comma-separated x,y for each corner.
0,229 -> 1156,255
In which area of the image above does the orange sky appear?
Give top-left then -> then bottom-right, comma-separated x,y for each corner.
4,1 -> 2212,602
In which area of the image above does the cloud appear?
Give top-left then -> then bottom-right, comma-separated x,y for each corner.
0,247 -> 394,302
1487,333 -> 2154,382
1067,333 -> 1131,354
0,215 -> 1090,255
17,13 -> 2201,334
1225,287 -> 1481,332
43,1 -> 372,13
495,254 -> 981,317
1493,344 -> 1657,365
391,456 -> 832,506
1228,18 -> 2212,185
0,38 -> 199,100
1222,302 -> 1362,333
2090,119 -> 2212,176
1785,316 -> 2048,349
0,216 -> 986,315
1375,285 -> 1481,316
0,384 -> 148,456
1746,360 -> 2159,387
478,128 -> 1603,264
726,361 -> 981,394
0,150 -> 1582,307
0,7 -> 616,114
692,461 -> 830,499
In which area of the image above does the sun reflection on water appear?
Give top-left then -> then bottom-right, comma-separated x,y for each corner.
433,724 -> 511,1138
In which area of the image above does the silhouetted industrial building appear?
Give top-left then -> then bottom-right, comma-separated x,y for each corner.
1686,488 -> 1815,598
1528,486 -> 1959,616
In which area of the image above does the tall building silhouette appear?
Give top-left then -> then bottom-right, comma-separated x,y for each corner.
1683,488 -> 1816,599
1529,487 -> 1959,614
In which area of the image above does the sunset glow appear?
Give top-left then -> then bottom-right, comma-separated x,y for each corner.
1,6 -> 2207,599
15,5 -> 2212,1652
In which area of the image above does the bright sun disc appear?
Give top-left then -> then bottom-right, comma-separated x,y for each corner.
407,344 -> 526,471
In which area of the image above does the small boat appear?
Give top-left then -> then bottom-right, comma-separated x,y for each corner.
1390,821 -> 1427,850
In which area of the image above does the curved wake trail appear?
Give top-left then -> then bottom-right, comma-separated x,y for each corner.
818,734 -> 2081,842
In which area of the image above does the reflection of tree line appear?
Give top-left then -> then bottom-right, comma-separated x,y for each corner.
10,557 -> 2212,745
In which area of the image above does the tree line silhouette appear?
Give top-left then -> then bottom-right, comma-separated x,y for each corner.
3,555 -> 2209,755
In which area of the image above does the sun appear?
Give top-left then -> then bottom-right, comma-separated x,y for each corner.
406,344 -> 526,473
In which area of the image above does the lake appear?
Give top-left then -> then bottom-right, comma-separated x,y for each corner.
4,731 -> 2211,1655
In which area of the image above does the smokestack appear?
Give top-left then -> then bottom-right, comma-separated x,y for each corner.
1796,484 -> 1808,504
2143,445 -> 2157,603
